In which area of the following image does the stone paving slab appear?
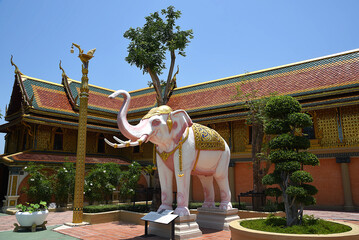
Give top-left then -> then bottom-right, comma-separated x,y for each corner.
54,221 -> 232,240
304,210 -> 359,221
1,210 -> 358,239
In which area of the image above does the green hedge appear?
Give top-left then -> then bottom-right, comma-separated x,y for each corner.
83,203 -> 151,213
83,201 -> 247,213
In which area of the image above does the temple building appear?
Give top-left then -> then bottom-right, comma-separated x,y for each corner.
1,49 -> 359,211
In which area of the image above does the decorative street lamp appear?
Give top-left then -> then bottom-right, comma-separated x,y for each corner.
71,43 -> 96,224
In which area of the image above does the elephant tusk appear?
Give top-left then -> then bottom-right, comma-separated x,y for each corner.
113,136 -> 127,144
105,138 -> 127,148
105,138 -> 117,148
138,135 -> 148,144
105,135 -> 148,149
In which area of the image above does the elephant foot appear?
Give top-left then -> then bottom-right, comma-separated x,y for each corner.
157,204 -> 173,213
174,206 -> 190,216
219,201 -> 233,210
202,201 -> 215,208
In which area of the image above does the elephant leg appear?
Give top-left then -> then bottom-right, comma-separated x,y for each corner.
214,174 -> 232,210
156,156 -> 174,212
198,175 -> 215,208
173,169 -> 191,216
214,148 -> 232,210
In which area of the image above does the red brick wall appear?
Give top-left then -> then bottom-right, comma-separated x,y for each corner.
349,157 -> 359,206
234,162 -> 253,203
304,158 -> 345,206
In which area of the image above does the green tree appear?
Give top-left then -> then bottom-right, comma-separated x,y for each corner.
119,162 -> 142,199
262,95 -> 319,226
53,162 -> 75,207
103,162 -> 123,189
84,163 -> 141,204
22,162 -> 52,203
84,164 -> 118,204
124,5 -> 193,106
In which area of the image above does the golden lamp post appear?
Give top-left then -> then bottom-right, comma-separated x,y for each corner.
71,43 -> 96,224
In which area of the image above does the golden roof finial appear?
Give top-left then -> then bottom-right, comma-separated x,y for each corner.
59,60 -> 68,78
10,55 -> 23,75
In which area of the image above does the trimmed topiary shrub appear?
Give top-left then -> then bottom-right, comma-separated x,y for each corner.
263,95 -> 319,226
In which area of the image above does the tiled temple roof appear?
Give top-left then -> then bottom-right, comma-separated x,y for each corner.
5,49 -> 359,125
167,49 -> 359,115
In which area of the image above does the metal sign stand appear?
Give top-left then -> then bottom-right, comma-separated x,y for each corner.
141,210 -> 178,239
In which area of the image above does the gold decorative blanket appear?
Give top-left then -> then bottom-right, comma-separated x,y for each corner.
192,123 -> 225,151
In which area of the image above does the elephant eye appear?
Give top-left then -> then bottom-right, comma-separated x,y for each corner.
152,119 -> 161,127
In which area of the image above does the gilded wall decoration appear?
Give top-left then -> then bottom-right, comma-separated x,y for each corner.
316,108 -> 340,148
341,105 -> 359,146
232,120 -> 247,152
212,122 -> 230,145
86,132 -> 97,154
36,126 -> 52,150
63,129 -> 77,152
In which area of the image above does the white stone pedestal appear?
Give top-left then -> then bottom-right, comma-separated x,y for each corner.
2,195 -> 20,213
149,214 -> 202,239
196,207 -> 240,230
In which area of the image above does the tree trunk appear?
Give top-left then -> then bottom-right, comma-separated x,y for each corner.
163,50 -> 176,104
252,123 -> 266,211
147,68 -> 164,106
282,176 -> 299,226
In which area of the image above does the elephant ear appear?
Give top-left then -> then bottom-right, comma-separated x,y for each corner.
170,109 -> 193,144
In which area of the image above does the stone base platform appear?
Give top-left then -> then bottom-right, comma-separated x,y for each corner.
149,214 -> 202,239
196,207 -> 240,230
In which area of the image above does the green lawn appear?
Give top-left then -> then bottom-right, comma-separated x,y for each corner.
240,215 -> 352,234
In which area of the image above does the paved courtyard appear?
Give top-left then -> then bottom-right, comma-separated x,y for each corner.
0,210 -> 358,239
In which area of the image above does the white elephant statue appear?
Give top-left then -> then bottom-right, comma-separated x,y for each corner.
105,90 -> 232,216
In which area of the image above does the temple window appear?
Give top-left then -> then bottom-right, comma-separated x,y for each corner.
97,134 -> 105,153
53,128 -> 63,150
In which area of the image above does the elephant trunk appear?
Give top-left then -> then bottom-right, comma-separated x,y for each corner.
109,90 -> 149,141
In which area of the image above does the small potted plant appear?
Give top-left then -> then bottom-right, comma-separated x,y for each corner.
15,201 -> 49,228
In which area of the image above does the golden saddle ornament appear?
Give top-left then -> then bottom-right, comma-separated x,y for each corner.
192,123 -> 225,151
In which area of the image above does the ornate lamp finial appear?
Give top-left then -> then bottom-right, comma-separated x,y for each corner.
71,43 -> 96,65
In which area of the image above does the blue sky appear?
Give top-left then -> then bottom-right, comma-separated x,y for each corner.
0,0 -> 358,154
